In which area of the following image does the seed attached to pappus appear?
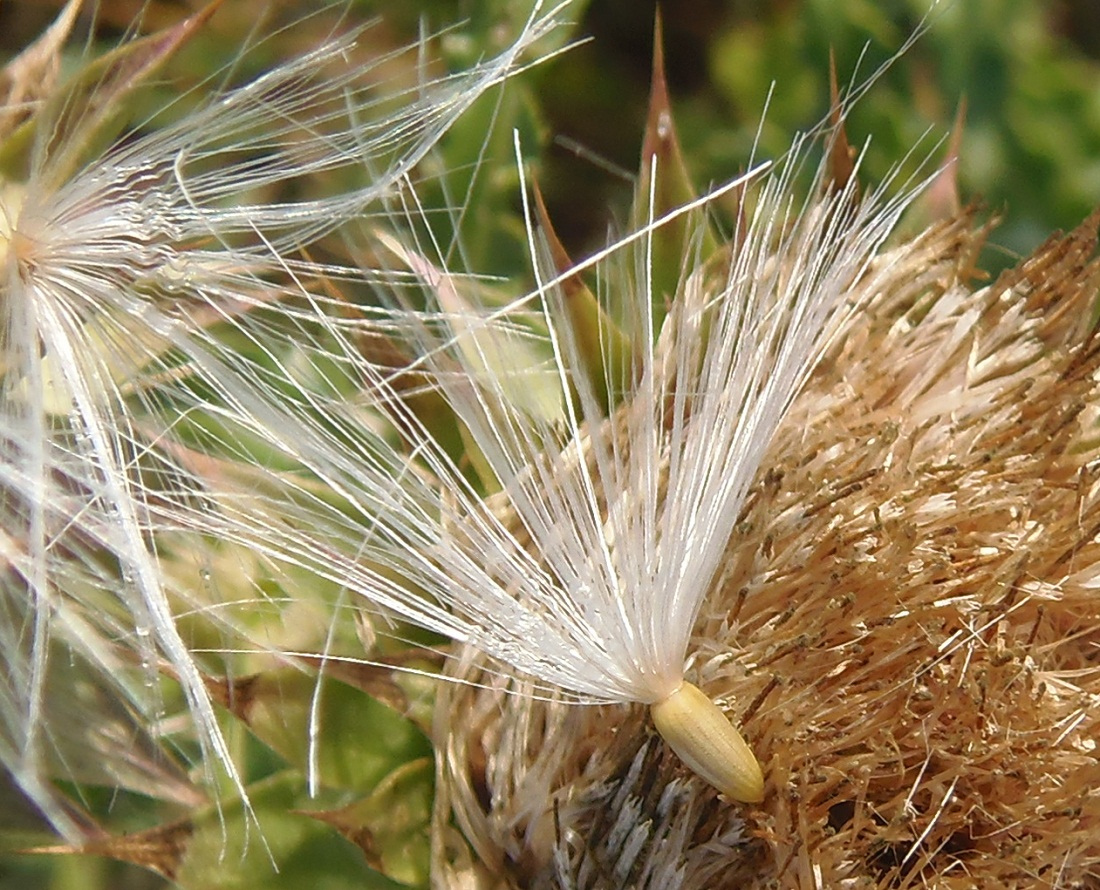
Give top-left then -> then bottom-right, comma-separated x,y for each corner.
650,682 -> 765,803
129,53 -> 925,832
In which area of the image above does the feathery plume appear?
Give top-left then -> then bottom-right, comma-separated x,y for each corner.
147,48 -> 930,820
0,0 -> 568,840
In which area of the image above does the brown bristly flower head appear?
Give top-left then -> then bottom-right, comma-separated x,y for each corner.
429,24 -> 1100,879
432,202 -> 1100,888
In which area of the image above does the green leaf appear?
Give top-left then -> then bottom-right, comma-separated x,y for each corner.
302,758 -> 434,888
213,669 -> 432,794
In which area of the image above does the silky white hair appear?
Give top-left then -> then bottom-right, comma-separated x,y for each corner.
0,0 -> 569,838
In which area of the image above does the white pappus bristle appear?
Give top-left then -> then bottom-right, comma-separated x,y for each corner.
155,121 -> 929,801
0,1 -> 568,839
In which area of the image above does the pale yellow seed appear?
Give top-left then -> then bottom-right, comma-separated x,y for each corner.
649,681 -> 765,803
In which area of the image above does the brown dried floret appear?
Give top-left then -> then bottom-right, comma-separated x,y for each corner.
433,210 -> 1100,889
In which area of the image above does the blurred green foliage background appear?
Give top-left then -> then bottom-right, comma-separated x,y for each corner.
1,0 -> 1099,887
537,0 -> 1100,271
5,0 -> 1098,267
